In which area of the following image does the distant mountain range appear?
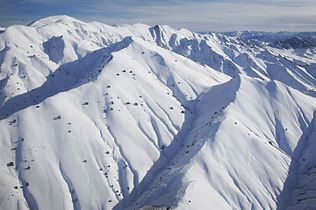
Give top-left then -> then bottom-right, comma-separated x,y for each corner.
223,31 -> 316,49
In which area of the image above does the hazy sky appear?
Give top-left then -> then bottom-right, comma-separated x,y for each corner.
0,0 -> 315,32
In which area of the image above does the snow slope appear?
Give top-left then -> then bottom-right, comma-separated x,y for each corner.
0,16 -> 316,210
120,76 -> 316,210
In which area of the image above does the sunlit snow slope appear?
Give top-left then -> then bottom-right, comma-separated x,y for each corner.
0,16 -> 316,210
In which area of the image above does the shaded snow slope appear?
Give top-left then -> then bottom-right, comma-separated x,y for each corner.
0,16 -> 316,210
285,112 -> 316,210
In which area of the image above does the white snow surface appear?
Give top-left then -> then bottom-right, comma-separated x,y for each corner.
0,15 -> 316,210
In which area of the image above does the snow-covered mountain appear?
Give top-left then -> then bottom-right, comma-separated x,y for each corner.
0,26 -> 5,34
0,15 -> 315,210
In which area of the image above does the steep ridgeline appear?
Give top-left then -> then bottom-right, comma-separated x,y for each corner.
147,26 -> 316,97
0,16 -> 315,210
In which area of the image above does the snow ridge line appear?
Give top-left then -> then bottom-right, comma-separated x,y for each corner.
106,124 -> 140,197
11,115 -> 38,210
59,163 -> 81,210
90,118 -> 128,202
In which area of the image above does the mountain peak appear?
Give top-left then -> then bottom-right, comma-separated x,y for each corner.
30,15 -> 84,27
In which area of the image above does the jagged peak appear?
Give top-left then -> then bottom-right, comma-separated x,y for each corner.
150,24 -> 178,33
113,23 -> 151,29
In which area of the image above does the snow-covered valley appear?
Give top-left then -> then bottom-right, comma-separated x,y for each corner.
0,16 -> 316,210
